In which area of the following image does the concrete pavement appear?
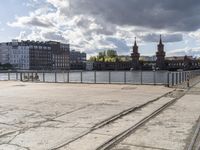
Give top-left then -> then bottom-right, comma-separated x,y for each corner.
112,82 -> 200,150
0,81 -> 199,150
0,81 -> 172,150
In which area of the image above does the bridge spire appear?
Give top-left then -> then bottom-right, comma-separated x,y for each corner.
131,37 -> 140,70
159,34 -> 163,45
134,37 -> 137,46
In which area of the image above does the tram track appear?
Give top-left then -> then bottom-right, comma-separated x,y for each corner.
96,92 -> 185,150
51,89 -> 183,150
187,116 -> 200,150
96,79 -> 200,150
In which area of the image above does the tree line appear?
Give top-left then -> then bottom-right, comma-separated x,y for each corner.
89,50 -> 128,62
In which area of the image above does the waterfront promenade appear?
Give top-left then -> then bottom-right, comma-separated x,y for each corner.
0,81 -> 199,149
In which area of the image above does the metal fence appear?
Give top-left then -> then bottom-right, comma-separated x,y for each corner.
0,70 -> 200,87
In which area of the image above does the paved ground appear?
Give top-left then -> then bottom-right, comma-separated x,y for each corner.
0,81 -> 172,150
0,81 -> 199,150
112,82 -> 200,150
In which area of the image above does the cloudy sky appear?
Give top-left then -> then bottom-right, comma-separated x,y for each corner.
1,0 -> 200,57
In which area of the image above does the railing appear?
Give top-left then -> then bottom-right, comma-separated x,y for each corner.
0,70 -> 200,87
168,70 -> 200,87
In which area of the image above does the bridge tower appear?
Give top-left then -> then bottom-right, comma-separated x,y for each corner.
131,37 -> 140,70
156,35 -> 166,70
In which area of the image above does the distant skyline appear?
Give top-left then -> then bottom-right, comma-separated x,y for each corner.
1,0 -> 200,57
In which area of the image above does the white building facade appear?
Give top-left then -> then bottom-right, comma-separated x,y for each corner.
8,40 -> 30,70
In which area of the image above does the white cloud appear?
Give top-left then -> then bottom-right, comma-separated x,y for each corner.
7,0 -> 200,57
189,29 -> 200,41
167,47 -> 200,57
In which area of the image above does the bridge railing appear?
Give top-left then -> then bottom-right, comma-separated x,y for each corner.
0,70 -> 200,87
168,70 -> 200,87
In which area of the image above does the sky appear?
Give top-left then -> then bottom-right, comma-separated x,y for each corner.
1,0 -> 200,58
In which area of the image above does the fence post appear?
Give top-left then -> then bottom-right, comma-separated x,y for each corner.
43,72 -> 45,82
55,72 -> 57,83
176,72 -> 178,85
187,72 -> 190,88
32,72 -> 34,82
172,72 -> 174,86
80,71 -> 83,83
109,71 -> 111,84
185,72 -> 187,82
94,71 -> 96,83
140,71 -> 143,85
182,72 -> 184,83
20,72 -> 22,81
167,72 -> 170,87
28,73 -> 30,81
16,72 -> 18,80
67,71 -> 69,83
63,71 -> 65,83
8,72 -> 10,81
124,71 -> 126,84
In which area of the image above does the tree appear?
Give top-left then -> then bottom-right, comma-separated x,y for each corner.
89,49 -> 120,63
106,50 -> 117,58
89,56 -> 97,61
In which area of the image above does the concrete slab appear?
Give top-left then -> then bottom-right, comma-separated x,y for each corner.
112,83 -> 200,150
60,97 -> 174,150
0,81 -> 172,150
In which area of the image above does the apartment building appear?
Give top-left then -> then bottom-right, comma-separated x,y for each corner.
47,41 -> 70,70
8,40 -> 30,70
0,40 -> 70,70
0,43 -> 9,64
70,50 -> 87,70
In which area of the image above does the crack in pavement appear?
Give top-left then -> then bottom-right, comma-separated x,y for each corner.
0,104 -> 93,148
0,143 -> 30,150
121,143 -> 173,150
0,122 -> 20,128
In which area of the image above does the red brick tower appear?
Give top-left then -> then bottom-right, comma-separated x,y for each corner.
156,35 -> 166,70
131,37 -> 140,70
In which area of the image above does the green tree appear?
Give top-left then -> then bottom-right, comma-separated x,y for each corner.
89,49 -> 121,62
89,56 -> 97,61
106,50 -> 117,58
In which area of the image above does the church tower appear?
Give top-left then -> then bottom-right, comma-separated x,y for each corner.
131,37 -> 140,70
156,35 -> 166,70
